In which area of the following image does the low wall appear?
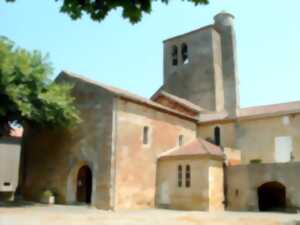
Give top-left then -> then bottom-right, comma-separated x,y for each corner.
226,162 -> 300,211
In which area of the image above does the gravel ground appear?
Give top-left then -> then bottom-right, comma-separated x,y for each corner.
1,203 -> 300,225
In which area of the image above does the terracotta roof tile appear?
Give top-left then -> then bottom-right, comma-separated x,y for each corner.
237,101 -> 300,119
159,138 -> 224,159
58,71 -> 198,122
151,91 -> 205,113
198,101 -> 300,123
198,111 -> 231,123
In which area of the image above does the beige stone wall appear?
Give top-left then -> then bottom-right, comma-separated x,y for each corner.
197,122 -> 236,148
208,160 -> 224,211
22,75 -> 116,209
198,113 -> 300,165
156,157 -> 224,211
236,114 -> 300,164
114,99 -> 197,209
226,162 -> 300,211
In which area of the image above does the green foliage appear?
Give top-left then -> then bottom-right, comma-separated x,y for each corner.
0,36 -> 80,136
41,189 -> 54,198
5,0 -> 209,24
250,159 -> 262,164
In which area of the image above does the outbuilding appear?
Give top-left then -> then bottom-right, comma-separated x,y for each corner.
155,138 -> 225,211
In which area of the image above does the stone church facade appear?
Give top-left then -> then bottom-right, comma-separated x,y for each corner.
21,12 -> 300,211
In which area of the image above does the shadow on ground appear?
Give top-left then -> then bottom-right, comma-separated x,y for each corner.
0,200 -> 36,208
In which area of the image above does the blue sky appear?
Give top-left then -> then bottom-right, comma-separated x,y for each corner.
1,0 -> 300,108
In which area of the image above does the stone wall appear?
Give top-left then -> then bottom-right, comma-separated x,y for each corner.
22,74 -> 115,209
226,162 -> 300,211
114,99 -> 197,209
236,114 -> 300,164
208,160 -> 224,211
162,26 -> 224,112
198,113 -> 300,165
197,122 -> 236,148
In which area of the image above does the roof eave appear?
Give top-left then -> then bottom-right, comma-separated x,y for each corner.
158,153 -> 225,161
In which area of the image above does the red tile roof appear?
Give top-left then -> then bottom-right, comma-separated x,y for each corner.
59,71 -> 300,124
237,101 -> 300,120
198,101 -> 300,123
198,111 -> 231,123
158,138 -> 224,160
151,91 -> 205,113
58,71 -> 198,122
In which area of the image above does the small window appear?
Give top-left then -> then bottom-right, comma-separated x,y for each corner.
214,126 -> 221,146
185,165 -> 191,187
178,165 -> 182,187
181,43 -> 189,64
171,45 -> 178,66
178,135 -> 184,146
143,126 -> 149,145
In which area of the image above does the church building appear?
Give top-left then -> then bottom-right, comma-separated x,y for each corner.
21,12 -> 300,212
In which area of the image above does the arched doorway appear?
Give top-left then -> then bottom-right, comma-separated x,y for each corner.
258,181 -> 286,211
76,165 -> 92,204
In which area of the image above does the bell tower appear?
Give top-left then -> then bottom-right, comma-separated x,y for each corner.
160,12 -> 239,115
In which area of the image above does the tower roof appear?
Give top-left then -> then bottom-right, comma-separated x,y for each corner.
214,11 -> 235,20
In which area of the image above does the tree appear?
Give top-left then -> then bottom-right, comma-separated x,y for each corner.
0,36 -> 80,136
5,0 -> 209,24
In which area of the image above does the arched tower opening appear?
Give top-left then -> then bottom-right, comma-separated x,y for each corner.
171,45 -> 178,66
181,43 -> 189,64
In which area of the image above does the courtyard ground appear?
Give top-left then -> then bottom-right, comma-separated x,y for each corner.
1,203 -> 300,225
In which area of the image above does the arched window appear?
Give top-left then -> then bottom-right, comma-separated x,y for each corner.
143,126 -> 149,145
214,126 -> 221,146
178,165 -> 182,187
171,45 -> 178,66
178,134 -> 184,146
185,165 -> 191,187
181,43 -> 189,64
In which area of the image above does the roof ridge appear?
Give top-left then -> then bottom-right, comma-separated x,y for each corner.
163,25 -> 215,43
158,138 -> 224,159
240,100 -> 300,110
199,139 -> 210,154
150,89 -> 205,113
58,70 -> 198,122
